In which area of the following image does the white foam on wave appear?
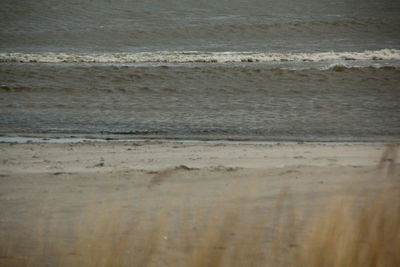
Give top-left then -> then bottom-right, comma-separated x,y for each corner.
0,49 -> 399,63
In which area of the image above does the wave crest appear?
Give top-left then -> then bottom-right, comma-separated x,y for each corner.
0,49 -> 399,64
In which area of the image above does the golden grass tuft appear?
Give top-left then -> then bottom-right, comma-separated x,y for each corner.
298,184 -> 400,267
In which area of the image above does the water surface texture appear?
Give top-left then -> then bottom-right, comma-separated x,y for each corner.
1,0 -> 399,141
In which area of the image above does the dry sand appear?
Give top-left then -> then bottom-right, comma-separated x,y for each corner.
0,141 -> 396,266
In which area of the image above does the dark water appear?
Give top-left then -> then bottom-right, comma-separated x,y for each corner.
1,0 -> 400,141
1,0 -> 400,52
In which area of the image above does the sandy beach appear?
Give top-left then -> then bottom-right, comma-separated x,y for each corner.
2,0 -> 399,265
1,141 -> 397,266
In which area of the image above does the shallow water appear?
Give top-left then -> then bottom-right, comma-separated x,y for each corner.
1,0 -> 399,141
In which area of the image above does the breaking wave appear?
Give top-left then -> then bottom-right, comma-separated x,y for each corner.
1,49 -> 399,64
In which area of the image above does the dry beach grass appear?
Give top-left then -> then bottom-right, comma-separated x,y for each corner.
0,142 -> 398,267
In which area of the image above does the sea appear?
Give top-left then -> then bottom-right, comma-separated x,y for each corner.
1,0 -> 399,142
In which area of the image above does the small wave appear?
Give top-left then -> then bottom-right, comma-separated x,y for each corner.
0,49 -> 399,64
0,85 -> 35,92
100,130 -> 168,135
329,65 -> 350,72
327,64 -> 398,72
206,18 -> 400,34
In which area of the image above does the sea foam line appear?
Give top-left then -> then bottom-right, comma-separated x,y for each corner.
0,49 -> 399,63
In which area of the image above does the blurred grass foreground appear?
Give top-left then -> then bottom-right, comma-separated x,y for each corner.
0,145 -> 399,267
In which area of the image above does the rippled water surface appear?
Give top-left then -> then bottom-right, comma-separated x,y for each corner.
1,0 -> 399,141
1,0 -> 400,52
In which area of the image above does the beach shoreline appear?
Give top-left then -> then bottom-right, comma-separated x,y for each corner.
0,140 -> 387,173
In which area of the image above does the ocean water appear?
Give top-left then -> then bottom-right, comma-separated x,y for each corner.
1,0 -> 399,141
